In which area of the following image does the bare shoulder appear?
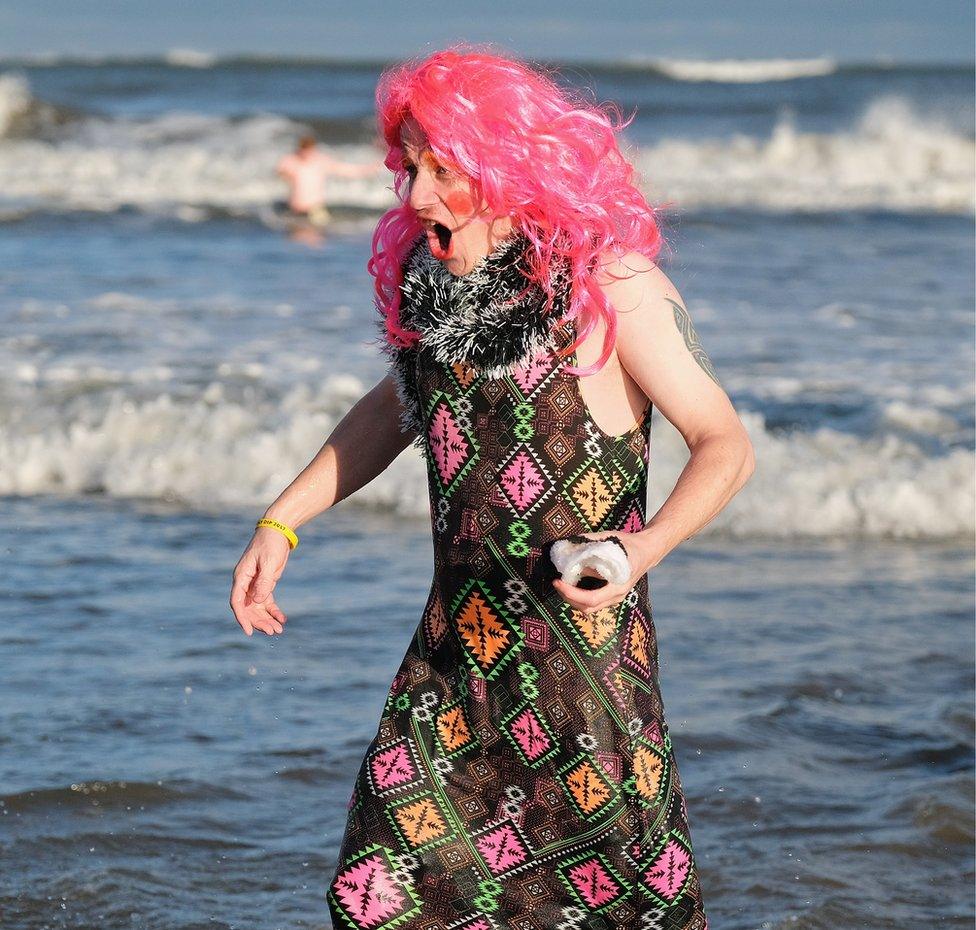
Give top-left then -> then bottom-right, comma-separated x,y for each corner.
592,249 -> 682,314
593,248 -> 725,395
592,248 -> 690,337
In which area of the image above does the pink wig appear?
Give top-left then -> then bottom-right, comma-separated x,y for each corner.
369,43 -> 673,377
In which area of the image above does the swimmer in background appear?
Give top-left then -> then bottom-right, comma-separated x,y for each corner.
275,134 -> 384,227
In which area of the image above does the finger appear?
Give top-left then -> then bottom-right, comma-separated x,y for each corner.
247,576 -> 275,607
587,586 -> 630,614
231,559 -> 258,606
249,570 -> 278,604
257,609 -> 284,635
261,610 -> 284,635
229,589 -> 255,636
230,607 -> 254,636
234,612 -> 254,637
231,570 -> 255,606
551,578 -> 598,612
262,594 -> 287,625
556,580 -> 627,614
269,604 -> 287,625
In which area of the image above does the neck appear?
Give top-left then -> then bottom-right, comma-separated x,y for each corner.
396,231 -> 573,378
446,218 -> 518,277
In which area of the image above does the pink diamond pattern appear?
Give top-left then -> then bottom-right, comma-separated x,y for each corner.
510,707 -> 553,762
370,742 -> 419,792
643,719 -> 665,746
621,504 -> 644,533
476,822 -> 530,874
429,400 -> 471,487
332,852 -> 409,928
566,857 -> 624,908
595,751 -> 622,781
511,352 -> 549,395
521,616 -> 550,650
643,837 -> 692,904
500,449 -> 546,512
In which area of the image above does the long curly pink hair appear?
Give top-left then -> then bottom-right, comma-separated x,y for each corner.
369,44 -> 672,376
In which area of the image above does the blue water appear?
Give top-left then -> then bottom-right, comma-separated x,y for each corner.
0,56 -> 972,929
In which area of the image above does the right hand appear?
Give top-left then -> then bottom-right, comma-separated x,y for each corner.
229,528 -> 291,637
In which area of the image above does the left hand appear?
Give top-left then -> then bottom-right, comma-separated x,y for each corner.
550,530 -> 650,615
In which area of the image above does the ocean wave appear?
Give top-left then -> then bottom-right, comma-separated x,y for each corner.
0,778 -> 244,814
3,52 -> 962,76
0,70 -> 970,217
163,48 -> 219,69
637,94 -> 975,214
635,56 -> 838,83
0,71 -> 85,140
0,72 -> 29,136
0,73 -> 386,216
0,378 -> 971,540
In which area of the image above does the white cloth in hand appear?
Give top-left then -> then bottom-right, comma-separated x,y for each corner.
549,536 -> 630,587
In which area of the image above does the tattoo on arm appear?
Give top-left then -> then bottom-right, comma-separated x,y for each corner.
666,297 -> 721,387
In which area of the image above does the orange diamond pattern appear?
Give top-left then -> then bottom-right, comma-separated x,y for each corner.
634,745 -> 666,801
569,466 -> 615,527
394,797 -> 450,848
437,706 -> 474,753
450,361 -> 478,389
626,616 -> 652,677
564,759 -> 614,815
455,590 -> 510,670
571,605 -> 617,652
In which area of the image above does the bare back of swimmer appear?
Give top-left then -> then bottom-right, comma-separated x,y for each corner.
275,135 -> 382,219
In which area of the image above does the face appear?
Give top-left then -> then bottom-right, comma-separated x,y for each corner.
399,116 -> 513,276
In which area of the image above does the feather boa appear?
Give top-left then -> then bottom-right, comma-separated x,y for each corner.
378,232 -> 573,451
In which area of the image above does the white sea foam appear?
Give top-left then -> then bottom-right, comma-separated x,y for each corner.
0,72 -> 971,216
0,379 -> 971,540
0,96 -> 387,215
646,56 -> 837,83
880,400 -> 960,436
637,95 -> 975,214
164,48 -> 218,69
0,72 -> 30,136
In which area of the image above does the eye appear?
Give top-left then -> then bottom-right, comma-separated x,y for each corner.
435,165 -> 451,178
403,163 -> 417,178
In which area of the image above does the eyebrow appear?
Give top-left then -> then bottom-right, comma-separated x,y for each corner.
401,146 -> 436,164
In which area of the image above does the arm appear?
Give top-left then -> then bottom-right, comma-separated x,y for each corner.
320,152 -> 385,179
552,251 -> 755,613
262,373 -> 417,528
229,374 -> 417,637
602,252 -> 755,571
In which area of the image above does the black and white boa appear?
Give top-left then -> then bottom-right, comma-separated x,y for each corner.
378,232 -> 573,449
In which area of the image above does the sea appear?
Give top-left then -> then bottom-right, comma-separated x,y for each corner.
0,53 -> 973,930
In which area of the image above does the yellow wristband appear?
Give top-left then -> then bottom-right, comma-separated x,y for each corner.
255,518 -> 299,550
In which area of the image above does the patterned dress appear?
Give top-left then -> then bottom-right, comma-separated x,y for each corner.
327,234 -> 709,930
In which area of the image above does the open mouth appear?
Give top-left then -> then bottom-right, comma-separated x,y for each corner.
426,221 -> 454,260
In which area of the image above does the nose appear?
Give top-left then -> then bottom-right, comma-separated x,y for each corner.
407,171 -> 438,213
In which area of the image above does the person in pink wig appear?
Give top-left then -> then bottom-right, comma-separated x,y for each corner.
232,44 -> 754,929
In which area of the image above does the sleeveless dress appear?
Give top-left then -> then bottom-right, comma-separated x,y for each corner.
327,234 -> 709,930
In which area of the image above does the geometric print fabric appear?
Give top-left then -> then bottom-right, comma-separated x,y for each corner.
327,314 -> 709,929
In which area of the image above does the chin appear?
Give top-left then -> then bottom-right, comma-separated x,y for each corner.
444,256 -> 470,276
